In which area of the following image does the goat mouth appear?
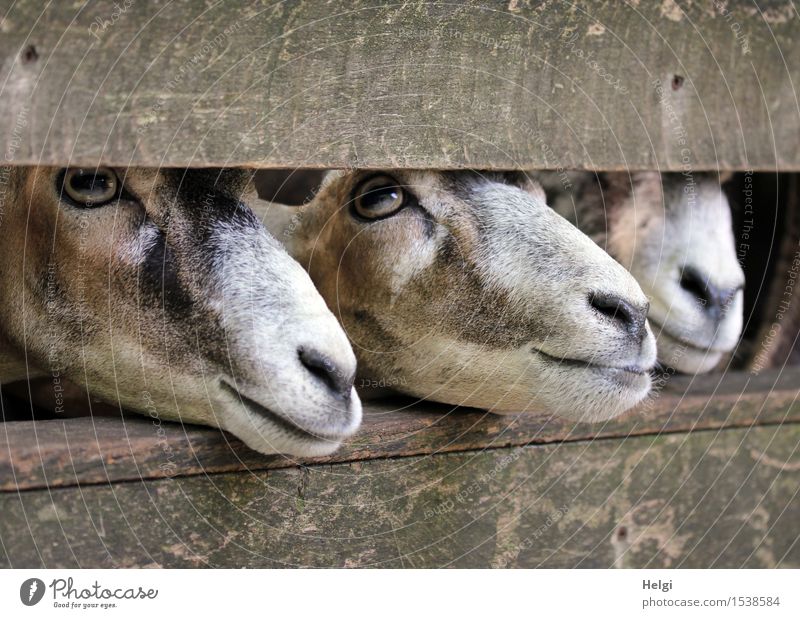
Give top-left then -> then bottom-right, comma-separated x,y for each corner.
533,349 -> 649,377
649,319 -> 729,354
219,380 -> 338,443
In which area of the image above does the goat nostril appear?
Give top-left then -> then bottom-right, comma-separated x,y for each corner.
589,292 -> 648,341
680,267 -> 738,317
298,347 -> 353,399
680,267 -> 711,306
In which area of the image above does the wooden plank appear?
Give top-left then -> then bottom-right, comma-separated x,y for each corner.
1,424 -> 797,568
0,1 -> 797,170
2,367 -> 799,491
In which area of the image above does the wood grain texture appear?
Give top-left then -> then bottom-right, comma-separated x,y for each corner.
0,1 -> 797,170
2,367 -> 799,491
1,424 -> 798,568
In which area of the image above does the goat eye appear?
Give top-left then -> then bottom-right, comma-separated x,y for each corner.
62,167 -> 119,207
352,175 -> 406,220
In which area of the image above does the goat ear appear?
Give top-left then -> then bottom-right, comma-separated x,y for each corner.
241,179 -> 260,206
250,198 -> 310,256
255,169 -> 325,205
600,171 -> 635,192
192,168 -> 255,198
516,172 -> 548,203
718,171 -> 734,184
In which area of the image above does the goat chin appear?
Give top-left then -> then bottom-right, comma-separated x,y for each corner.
484,364 -> 653,422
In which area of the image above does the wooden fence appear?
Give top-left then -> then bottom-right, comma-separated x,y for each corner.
0,0 -> 798,567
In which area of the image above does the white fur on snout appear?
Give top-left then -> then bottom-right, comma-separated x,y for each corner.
212,223 -> 361,456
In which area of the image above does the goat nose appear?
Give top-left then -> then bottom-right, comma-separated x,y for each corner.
589,292 -> 649,342
298,346 -> 354,399
680,266 -> 740,321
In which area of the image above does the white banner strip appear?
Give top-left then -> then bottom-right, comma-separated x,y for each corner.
1,569 -> 798,617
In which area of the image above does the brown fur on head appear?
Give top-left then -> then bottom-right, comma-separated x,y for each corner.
0,166 -> 361,455
257,170 -> 657,422
540,170 -> 745,374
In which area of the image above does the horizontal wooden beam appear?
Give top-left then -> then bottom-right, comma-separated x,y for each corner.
0,1 -> 797,170
2,367 -> 799,491
2,423 -> 798,567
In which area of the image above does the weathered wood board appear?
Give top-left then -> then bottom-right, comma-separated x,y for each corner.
1,424 -> 798,568
2,367 -> 799,491
0,1 -> 797,170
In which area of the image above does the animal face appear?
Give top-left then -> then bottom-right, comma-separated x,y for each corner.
549,171 -> 745,374
0,166 -> 361,456
261,170 -> 657,422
